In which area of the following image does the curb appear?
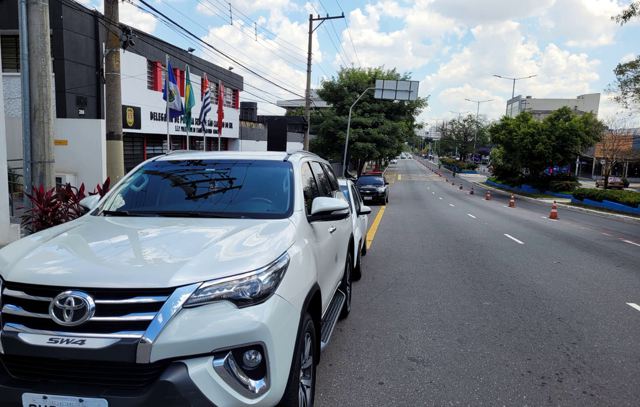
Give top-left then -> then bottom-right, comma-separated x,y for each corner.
475,181 -> 640,223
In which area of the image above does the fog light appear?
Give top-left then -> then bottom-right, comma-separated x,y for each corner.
242,349 -> 263,369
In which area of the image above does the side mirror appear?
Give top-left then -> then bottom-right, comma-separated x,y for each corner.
309,197 -> 349,222
358,205 -> 372,215
80,195 -> 101,212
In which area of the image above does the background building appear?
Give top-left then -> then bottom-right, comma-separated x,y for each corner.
1,0 -> 243,190
506,93 -> 600,119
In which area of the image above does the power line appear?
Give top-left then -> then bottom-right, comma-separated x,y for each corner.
134,0 -> 305,98
333,0 -> 362,66
59,0 -> 291,108
311,3 -> 350,67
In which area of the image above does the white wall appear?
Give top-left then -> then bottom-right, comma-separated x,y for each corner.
0,50 -> 21,244
54,119 -> 106,190
238,139 -> 267,152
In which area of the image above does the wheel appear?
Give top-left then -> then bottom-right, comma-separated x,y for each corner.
361,240 -> 367,256
279,313 -> 316,407
353,244 -> 363,281
339,252 -> 352,320
385,194 -> 389,204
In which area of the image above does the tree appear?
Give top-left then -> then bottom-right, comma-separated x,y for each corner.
596,117 -> 640,188
311,67 -> 428,175
610,2 -> 640,109
434,115 -> 490,159
489,107 -> 603,185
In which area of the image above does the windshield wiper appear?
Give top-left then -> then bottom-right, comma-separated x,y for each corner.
100,210 -> 149,217
150,211 -> 243,218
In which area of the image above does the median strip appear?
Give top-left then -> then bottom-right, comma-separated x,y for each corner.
366,206 -> 386,250
504,234 -> 524,245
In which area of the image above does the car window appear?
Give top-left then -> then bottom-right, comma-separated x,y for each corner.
301,162 -> 320,216
356,176 -> 384,186
350,185 -> 362,214
310,161 -> 332,197
322,163 -> 340,191
98,159 -> 293,219
340,185 -> 354,212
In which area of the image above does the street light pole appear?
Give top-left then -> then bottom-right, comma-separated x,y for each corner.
465,98 -> 493,156
493,74 -> 537,116
343,87 -> 374,176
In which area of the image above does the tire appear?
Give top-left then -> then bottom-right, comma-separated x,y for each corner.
339,252 -> 352,320
279,313 -> 317,407
385,194 -> 389,204
353,244 -> 362,281
361,240 -> 367,256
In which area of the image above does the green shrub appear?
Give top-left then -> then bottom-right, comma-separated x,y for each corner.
573,188 -> 640,208
549,180 -> 580,192
439,157 -> 478,171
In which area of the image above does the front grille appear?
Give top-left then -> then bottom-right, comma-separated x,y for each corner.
1,282 -> 174,335
0,354 -> 169,389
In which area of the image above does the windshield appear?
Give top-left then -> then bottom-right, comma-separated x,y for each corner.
356,176 -> 384,186
98,159 -> 293,218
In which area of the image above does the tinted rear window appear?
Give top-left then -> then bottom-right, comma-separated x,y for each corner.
356,176 -> 384,186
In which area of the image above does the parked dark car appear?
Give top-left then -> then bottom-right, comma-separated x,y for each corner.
356,174 -> 389,205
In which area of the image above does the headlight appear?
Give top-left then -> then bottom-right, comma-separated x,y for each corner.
376,187 -> 385,193
183,253 -> 290,308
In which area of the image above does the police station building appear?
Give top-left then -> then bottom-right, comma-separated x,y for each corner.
1,0 -> 242,188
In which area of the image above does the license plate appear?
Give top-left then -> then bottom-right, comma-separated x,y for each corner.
363,196 -> 373,200
22,393 -> 108,407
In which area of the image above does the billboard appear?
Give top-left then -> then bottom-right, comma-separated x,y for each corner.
374,80 -> 420,101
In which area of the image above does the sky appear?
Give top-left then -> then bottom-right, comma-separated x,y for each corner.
81,0 -> 639,126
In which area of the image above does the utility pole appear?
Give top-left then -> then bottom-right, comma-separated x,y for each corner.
493,74 -> 536,116
27,0 -> 55,189
465,98 -> 493,156
304,12 -> 344,151
18,0 -> 31,202
105,0 -> 125,181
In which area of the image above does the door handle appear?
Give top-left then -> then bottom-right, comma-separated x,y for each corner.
328,226 -> 337,234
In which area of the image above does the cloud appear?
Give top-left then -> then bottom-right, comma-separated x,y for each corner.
421,20 -> 602,121
430,0 -> 554,25
119,1 -> 158,33
538,0 -> 623,47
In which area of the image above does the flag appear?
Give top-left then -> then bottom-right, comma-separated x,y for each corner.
162,60 -> 183,119
217,80 -> 225,138
184,65 -> 196,129
199,73 -> 211,134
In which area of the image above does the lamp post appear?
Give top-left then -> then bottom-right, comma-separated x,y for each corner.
465,98 -> 493,156
493,74 -> 536,115
343,87 -> 374,176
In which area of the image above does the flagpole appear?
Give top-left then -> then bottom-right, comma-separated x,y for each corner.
186,64 -> 190,151
165,54 -> 170,152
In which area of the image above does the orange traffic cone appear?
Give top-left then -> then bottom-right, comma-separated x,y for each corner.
485,190 -> 492,200
508,194 -> 516,208
549,201 -> 558,219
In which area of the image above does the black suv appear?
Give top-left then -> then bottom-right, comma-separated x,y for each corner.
356,174 -> 389,205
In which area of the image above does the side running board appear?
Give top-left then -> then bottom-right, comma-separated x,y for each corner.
320,289 -> 346,351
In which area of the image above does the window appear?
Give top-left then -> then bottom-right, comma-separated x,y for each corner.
301,162 -> 320,215
1,35 -> 20,72
340,185 -> 354,212
99,160 -> 294,219
310,162 -> 332,197
350,185 -> 362,214
321,163 -> 339,191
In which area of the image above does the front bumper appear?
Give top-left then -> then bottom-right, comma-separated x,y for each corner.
0,295 -> 300,407
0,362 -> 212,407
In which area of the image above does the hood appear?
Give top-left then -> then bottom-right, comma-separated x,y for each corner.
0,215 -> 296,288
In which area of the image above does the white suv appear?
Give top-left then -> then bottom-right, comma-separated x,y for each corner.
0,151 -> 355,406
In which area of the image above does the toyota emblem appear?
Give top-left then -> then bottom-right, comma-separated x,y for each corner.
49,291 -> 96,327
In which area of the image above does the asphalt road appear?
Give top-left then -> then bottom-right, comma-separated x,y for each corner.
316,158 -> 640,406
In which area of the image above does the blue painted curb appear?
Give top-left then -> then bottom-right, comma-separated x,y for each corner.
571,198 -> 640,215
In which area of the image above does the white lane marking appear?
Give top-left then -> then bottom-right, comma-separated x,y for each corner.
622,239 -> 640,247
627,303 -> 640,312
504,234 -> 524,245
432,191 -> 435,195
503,205 -> 509,208
541,216 -> 558,222
467,214 -> 476,219
449,203 -> 455,207
602,232 -> 612,236
427,187 -> 430,190
438,197 -> 443,200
